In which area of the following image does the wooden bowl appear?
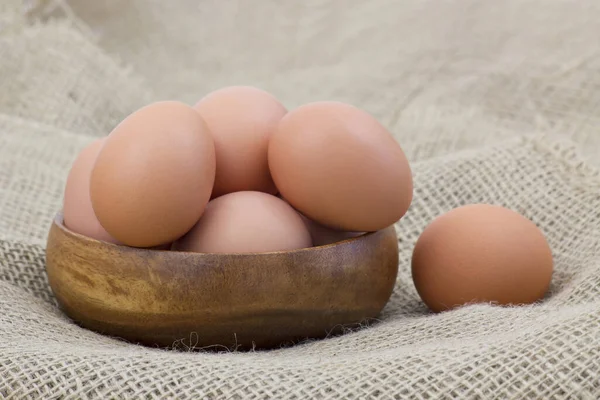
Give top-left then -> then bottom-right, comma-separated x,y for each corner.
45,213 -> 399,350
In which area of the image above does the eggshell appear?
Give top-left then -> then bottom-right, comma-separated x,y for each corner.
173,191 -> 312,253
411,204 -> 554,313
194,86 -> 286,198
90,101 -> 216,248
268,101 -> 412,232
300,214 -> 364,246
63,138 -> 119,244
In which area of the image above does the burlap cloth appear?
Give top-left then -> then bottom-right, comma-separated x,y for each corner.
1,1 -> 599,398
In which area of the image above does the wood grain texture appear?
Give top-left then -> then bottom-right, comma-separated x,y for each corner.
45,213 -> 399,350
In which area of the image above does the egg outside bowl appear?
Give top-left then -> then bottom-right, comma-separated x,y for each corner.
45,213 -> 399,350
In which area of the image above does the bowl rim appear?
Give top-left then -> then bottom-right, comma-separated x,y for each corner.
53,212 -> 387,257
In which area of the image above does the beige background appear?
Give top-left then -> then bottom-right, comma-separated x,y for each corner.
1,1 -> 599,398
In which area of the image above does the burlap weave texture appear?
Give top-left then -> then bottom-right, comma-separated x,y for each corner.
1,1 -> 600,398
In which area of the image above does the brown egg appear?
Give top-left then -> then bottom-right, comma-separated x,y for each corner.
300,214 -> 364,246
173,191 -> 312,253
90,101 -> 216,248
193,86 -> 286,198
63,138 -> 119,244
411,204 -> 554,313
268,101 -> 412,232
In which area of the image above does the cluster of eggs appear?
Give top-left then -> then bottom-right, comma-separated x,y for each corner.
63,86 -> 412,254
62,85 -> 554,313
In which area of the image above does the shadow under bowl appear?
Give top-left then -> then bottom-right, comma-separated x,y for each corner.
45,213 -> 399,350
